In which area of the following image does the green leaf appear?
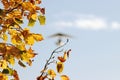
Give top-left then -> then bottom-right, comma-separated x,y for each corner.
28,18 -> 36,27
38,15 -> 46,25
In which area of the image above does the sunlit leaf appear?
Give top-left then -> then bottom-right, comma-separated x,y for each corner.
2,34 -> 8,42
38,15 -> 46,25
63,51 -> 67,60
0,73 -> 8,80
25,35 -> 35,45
31,14 -> 37,20
22,2 -> 35,11
33,34 -> 44,41
0,60 -> 7,69
56,62 -> 64,73
61,75 -> 69,80
11,35 -> 22,45
28,18 -> 36,27
47,69 -> 56,79
8,56 -> 15,66
16,44 -> 26,51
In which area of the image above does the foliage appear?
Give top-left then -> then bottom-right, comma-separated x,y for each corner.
0,0 -> 71,80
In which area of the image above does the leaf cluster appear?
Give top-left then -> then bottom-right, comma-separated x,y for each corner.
0,0 -> 45,79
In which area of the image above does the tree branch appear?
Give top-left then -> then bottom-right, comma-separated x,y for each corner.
37,39 -> 69,79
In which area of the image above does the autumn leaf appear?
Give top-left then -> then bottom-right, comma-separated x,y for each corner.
24,34 -> 35,45
33,34 -> 44,41
40,8 -> 45,14
63,51 -> 67,60
14,18 -> 23,24
37,76 -> 47,80
28,18 -> 36,27
0,60 -> 8,69
18,60 -> 26,68
31,14 -> 37,20
66,49 -> 71,58
16,44 -> 26,51
2,34 -> 8,42
38,15 -> 46,25
22,2 -> 35,11
13,70 -> 19,80
56,62 -> 64,73
61,75 -> 69,80
58,56 -> 66,62
20,47 -> 36,64
0,73 -> 8,80
11,35 -> 22,45
47,69 -> 56,79
0,43 -> 6,54
8,55 -> 15,66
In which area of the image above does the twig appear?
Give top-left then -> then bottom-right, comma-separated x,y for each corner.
37,39 -> 69,79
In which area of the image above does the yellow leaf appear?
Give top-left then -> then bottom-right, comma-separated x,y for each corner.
47,69 -> 56,78
61,75 -> 69,80
8,56 -> 15,66
11,35 -> 22,45
16,44 -> 26,51
56,62 -> 64,73
0,60 -> 7,69
31,14 -> 37,20
22,2 -> 34,11
25,35 -> 34,45
28,18 -> 36,27
21,48 -> 36,63
0,73 -> 8,80
21,52 -> 29,62
33,34 -> 44,41
2,34 -> 8,42
38,15 -> 46,25
63,51 -> 67,60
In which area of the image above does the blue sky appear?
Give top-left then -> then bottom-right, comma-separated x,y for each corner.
13,0 -> 120,80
